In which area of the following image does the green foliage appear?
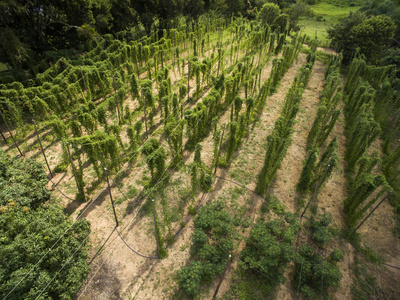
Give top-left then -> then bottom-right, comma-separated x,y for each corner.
310,211 -> 333,247
141,138 -> 166,184
294,245 -> 342,298
177,261 -> 203,298
297,149 -> 319,193
328,11 -> 396,64
351,260 -> 384,299
241,213 -> 300,285
164,119 -> 184,169
177,201 -> 234,298
226,121 -> 239,163
0,204 -> 91,299
0,150 -> 90,299
258,3 -> 282,26
72,130 -> 121,177
344,174 -> 389,226
0,150 -> 50,208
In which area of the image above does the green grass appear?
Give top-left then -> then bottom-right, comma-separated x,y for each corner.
298,2 -> 361,46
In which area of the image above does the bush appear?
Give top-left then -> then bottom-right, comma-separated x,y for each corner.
0,150 -> 90,299
0,150 -> 50,208
177,261 -> 203,298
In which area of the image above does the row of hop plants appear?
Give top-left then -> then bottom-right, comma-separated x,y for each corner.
348,56 -> 400,235
144,21 -> 289,258
0,12 -> 238,126
1,15 -> 283,206
297,54 -> 342,196
0,13 -> 263,133
268,32 -> 306,94
256,43 -> 317,196
342,55 -> 393,229
35,17 -> 255,187
197,26 -> 295,170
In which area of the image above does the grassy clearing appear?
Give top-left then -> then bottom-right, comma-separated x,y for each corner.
298,2 -> 361,46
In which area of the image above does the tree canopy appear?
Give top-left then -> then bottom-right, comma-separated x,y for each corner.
328,11 -> 397,64
0,0 -> 298,67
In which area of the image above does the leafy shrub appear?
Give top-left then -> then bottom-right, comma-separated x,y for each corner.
0,149 -> 50,208
294,245 -> 342,298
0,150 -> 90,299
240,213 -> 300,285
310,211 -> 332,247
177,201 -> 234,298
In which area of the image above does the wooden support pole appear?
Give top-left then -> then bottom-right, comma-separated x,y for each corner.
142,89 -> 149,140
112,76 -> 121,125
105,168 -> 119,227
187,59 -> 190,103
66,141 -> 82,197
0,110 -> 23,156
80,65 -> 88,95
348,192 -> 392,239
32,118 -> 52,178
152,199 -> 160,258
161,49 -> 164,69
181,101 -> 184,120
214,124 -> 226,176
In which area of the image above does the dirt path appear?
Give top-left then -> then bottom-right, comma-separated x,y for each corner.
271,59 -> 326,214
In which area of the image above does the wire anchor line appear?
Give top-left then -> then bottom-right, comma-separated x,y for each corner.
31,116 -> 53,179
116,226 -> 159,259
348,192 -> 392,239
105,167 -> 119,228
0,109 -> 23,157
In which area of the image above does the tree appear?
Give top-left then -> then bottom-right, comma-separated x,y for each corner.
183,0 -> 205,19
258,3 -> 282,26
328,12 -> 396,64
284,1 -> 313,33
0,0 -> 113,67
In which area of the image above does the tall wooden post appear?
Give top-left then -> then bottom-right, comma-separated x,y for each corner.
214,124 -> 226,176
80,65 -> 88,94
187,59 -> 190,103
32,118 -> 52,178
112,76 -> 121,125
66,141 -> 82,197
0,130 -> 7,144
152,199 -> 160,258
142,88 -> 149,140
